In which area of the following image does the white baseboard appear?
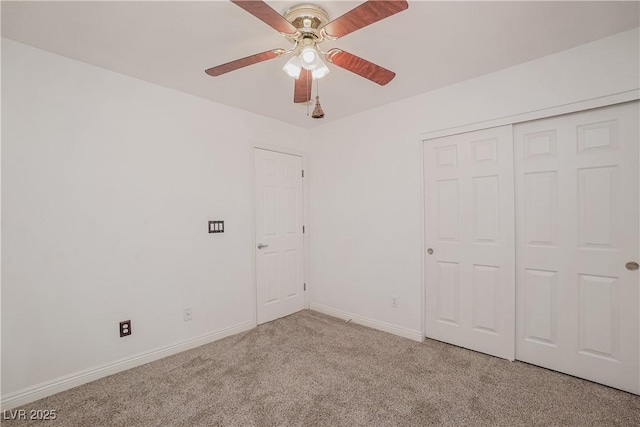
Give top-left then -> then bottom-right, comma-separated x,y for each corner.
1,320 -> 255,410
310,303 -> 423,342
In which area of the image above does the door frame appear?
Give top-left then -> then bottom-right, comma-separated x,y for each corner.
250,143 -> 309,328
421,93 -> 640,368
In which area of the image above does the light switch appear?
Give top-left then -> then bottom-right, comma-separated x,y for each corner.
208,220 -> 224,233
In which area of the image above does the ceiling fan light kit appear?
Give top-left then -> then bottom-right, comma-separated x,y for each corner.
205,0 -> 409,116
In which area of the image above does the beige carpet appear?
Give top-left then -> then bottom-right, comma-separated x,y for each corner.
4,310 -> 640,426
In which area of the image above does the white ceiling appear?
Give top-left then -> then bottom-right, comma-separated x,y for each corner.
2,1 -> 638,128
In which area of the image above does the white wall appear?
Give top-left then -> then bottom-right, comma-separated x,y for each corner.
3,26 -> 640,405
1,39 -> 308,399
308,28 -> 640,336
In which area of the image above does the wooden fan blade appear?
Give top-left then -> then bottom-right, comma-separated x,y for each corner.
293,69 -> 312,103
326,49 -> 395,86
321,0 -> 408,39
231,0 -> 298,35
205,49 -> 283,77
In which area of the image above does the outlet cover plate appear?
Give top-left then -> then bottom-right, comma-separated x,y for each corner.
120,320 -> 131,337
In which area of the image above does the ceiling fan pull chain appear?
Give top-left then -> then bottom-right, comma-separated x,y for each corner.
306,74 -> 310,116
312,79 -> 325,119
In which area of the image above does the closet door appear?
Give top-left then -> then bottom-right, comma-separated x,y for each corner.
514,102 -> 639,393
424,125 -> 515,360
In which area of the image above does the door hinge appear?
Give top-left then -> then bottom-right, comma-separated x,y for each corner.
303,225 -> 305,234
304,283 -> 306,291
302,169 -> 305,178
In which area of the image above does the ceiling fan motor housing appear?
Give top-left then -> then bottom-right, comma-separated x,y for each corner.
284,4 -> 330,36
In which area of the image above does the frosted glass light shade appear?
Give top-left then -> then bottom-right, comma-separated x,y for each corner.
282,56 -> 302,78
300,46 -> 319,70
312,60 -> 330,79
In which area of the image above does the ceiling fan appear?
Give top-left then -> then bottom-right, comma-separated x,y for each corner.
205,0 -> 409,104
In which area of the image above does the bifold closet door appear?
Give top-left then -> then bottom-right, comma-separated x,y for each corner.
514,102 -> 639,394
424,125 -> 515,360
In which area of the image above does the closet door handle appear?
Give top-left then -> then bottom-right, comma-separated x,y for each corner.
427,248 -> 434,255
626,262 -> 639,271
257,243 -> 269,249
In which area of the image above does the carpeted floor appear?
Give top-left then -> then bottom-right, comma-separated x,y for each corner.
4,310 -> 640,426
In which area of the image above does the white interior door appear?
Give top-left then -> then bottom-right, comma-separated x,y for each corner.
514,102 -> 639,394
424,125 -> 515,360
254,148 -> 304,325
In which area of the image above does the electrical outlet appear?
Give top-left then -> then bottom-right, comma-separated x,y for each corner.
120,320 -> 131,337
391,295 -> 398,308
183,308 -> 193,322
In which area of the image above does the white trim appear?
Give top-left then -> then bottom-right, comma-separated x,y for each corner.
250,143 -> 306,158
421,90 -> 639,141
1,320 -> 254,410
419,137 -> 427,341
310,303 -> 423,342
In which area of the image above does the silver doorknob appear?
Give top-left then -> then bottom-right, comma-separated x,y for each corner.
257,243 -> 269,249
626,262 -> 639,271
427,248 -> 434,255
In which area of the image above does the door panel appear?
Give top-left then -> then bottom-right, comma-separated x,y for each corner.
514,102 -> 639,393
255,149 -> 304,324
424,125 -> 515,360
